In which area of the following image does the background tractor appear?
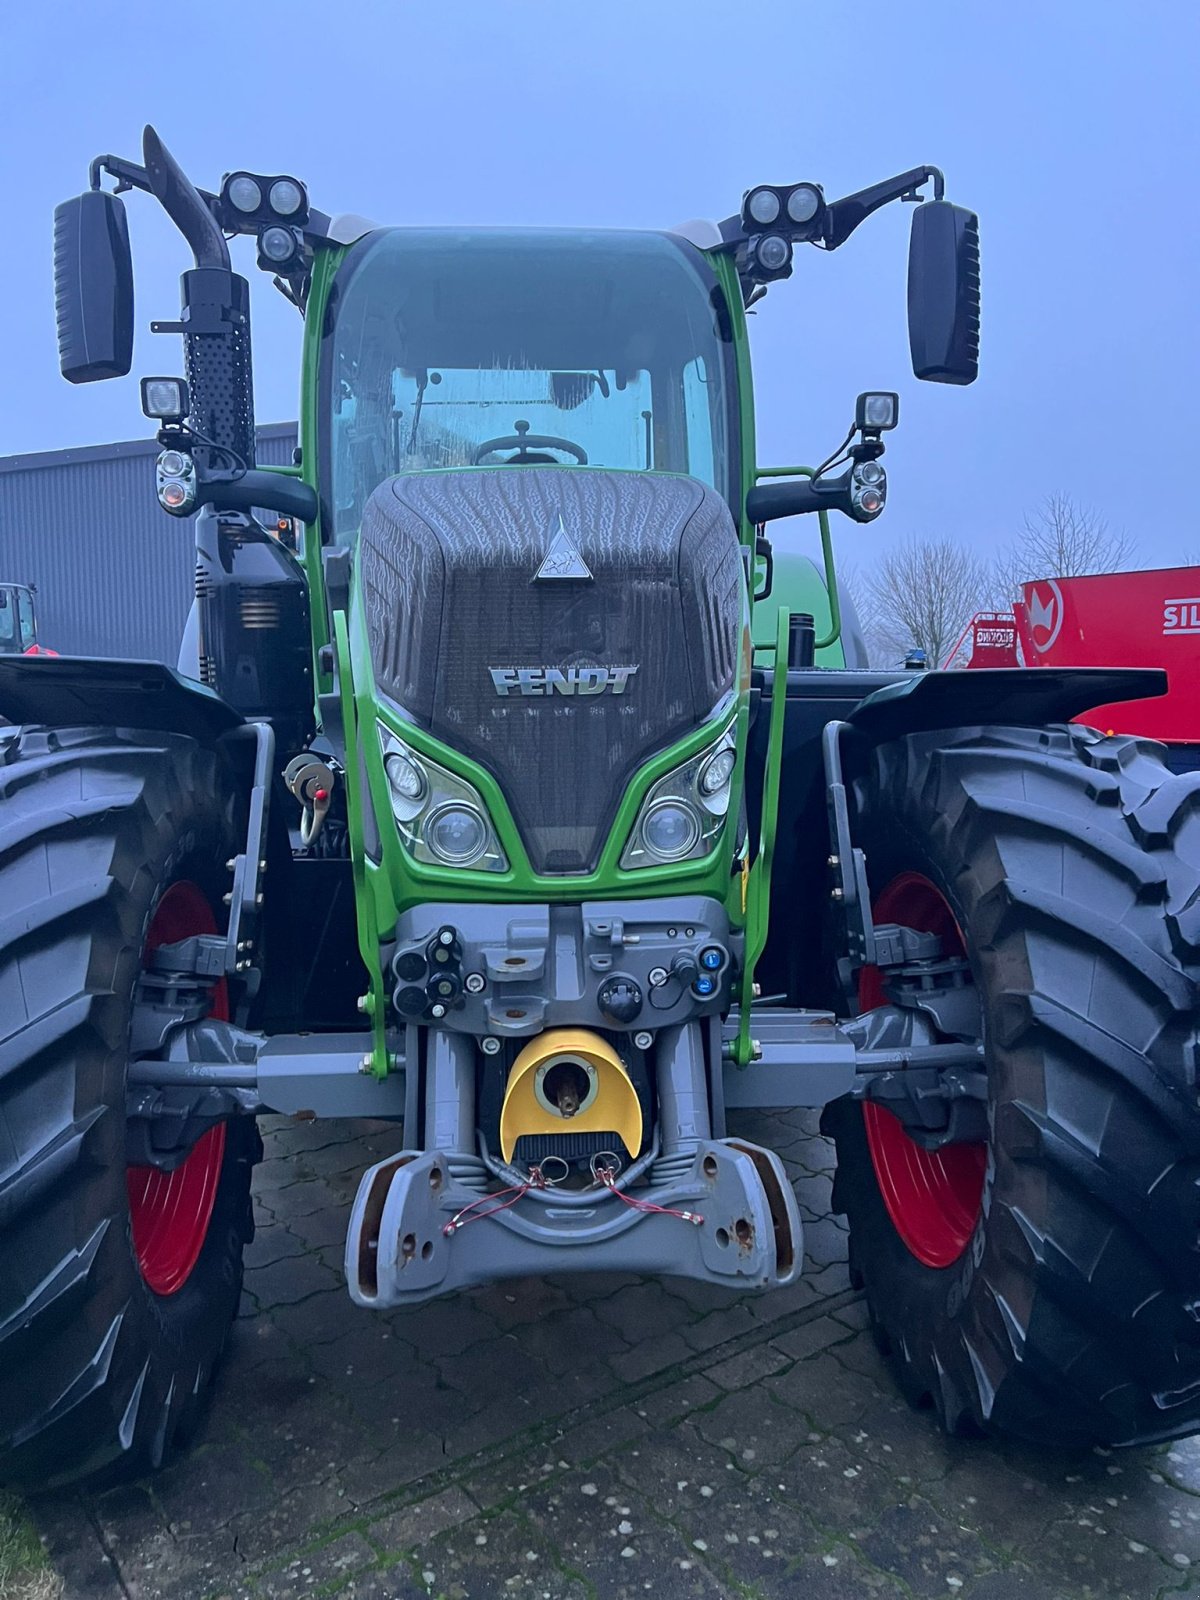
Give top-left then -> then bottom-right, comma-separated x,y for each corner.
0,582 -> 49,655
1,126 -> 1198,1490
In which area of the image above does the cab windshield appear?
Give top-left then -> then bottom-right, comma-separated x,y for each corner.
320,228 -> 737,541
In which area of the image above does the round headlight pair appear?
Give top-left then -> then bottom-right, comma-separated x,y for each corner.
746,184 -> 822,227
227,175 -> 305,216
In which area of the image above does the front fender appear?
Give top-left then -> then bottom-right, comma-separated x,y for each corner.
846,666 -> 1167,744
0,655 -> 242,742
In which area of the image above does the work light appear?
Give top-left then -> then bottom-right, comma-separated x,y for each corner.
268,178 -> 306,217
856,391 -> 900,432
258,225 -> 303,271
786,184 -> 822,224
226,175 -> 263,214
746,187 -> 782,225
140,376 -> 190,424
755,235 -> 792,277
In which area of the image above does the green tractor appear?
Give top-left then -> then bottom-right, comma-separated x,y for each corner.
2,126 -> 1199,1488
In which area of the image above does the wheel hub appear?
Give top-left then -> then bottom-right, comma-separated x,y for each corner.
859,872 -> 987,1269
127,881 -> 229,1296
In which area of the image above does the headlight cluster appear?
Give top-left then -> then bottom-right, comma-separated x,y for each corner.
621,721 -> 737,870
378,725 -> 508,873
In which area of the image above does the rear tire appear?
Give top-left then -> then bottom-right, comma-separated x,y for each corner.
823,723 -> 1200,1447
0,726 -> 259,1489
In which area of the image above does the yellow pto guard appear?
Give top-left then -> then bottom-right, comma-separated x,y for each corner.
499,1029 -> 642,1162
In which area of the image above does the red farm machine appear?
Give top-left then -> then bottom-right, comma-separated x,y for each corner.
955,566 -> 1200,769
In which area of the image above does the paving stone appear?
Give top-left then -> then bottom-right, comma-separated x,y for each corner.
854,1494 -> 999,1596
33,1117 -> 1200,1600
411,1511 -> 589,1599
335,1564 -> 429,1599
268,1287 -> 363,1347
741,1271 -> 831,1324
286,1204 -> 358,1252
660,1276 -> 747,1315
433,1330 -> 556,1402
224,1477 -> 358,1565
544,1402 -> 651,1472
335,1437 -> 446,1507
244,1251 -> 343,1308
801,1216 -> 851,1268
631,1372 -> 722,1428
366,1487 -> 478,1554
255,1532 -> 377,1597
830,1297 -> 871,1332
256,1177 -> 345,1223
245,1223 -> 310,1269
521,1463 -> 729,1597
677,1300 -> 760,1353
767,1434 -> 906,1538
335,1563 -> 430,1598
690,1386 -> 809,1470
387,1296 -> 502,1359
591,1280 -> 692,1344
754,1547 -> 909,1599
955,1570 -> 1068,1600
705,1341 -> 791,1391
555,1271 -> 646,1302
1013,1507 -> 1179,1598
607,1329 -> 694,1384
765,1346 -> 882,1431
31,1495 -> 126,1599
500,1304 -> 631,1376
466,1276 -> 575,1329
770,1313 -> 850,1363
613,1418 -> 822,1580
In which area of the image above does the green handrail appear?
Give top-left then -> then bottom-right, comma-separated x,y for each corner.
736,603 -> 791,1069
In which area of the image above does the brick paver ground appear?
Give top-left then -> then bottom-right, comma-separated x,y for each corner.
29,1110 -> 1200,1599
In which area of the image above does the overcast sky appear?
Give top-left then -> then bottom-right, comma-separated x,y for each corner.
1,0 -> 1196,571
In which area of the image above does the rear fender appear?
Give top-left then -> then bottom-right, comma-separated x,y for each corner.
0,655 -> 242,742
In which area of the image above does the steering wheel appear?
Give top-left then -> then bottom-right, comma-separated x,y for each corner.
472,419 -> 588,466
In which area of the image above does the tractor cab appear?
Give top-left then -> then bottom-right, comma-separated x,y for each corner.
0,583 -> 40,655
324,228 -> 737,541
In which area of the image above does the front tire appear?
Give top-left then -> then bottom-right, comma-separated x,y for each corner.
0,726 -> 259,1489
823,723 -> 1200,1447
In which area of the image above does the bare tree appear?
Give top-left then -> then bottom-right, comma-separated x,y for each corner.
997,493 -> 1136,597
845,537 -> 996,668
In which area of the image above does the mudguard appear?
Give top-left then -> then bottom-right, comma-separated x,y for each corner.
0,655 -> 242,742
845,665 -> 1168,743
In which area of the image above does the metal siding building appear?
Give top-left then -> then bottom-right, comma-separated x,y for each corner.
0,424 -> 298,663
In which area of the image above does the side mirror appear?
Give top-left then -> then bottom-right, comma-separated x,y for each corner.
907,200 -> 980,386
53,191 -> 135,383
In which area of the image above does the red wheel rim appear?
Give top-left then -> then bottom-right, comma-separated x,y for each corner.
127,881 -> 228,1296
859,872 -> 986,1270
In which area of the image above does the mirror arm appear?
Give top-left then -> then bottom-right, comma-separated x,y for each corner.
746,477 -> 838,523
196,469 -> 317,523
142,126 -> 230,270
822,165 -> 944,251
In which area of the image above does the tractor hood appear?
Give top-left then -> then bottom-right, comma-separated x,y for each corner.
358,468 -> 743,874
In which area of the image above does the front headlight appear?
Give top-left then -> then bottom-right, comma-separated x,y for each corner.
378,725 -> 508,872
621,720 -> 736,870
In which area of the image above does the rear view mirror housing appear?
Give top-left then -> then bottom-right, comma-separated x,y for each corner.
907,200 -> 980,385
53,190 -> 135,383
